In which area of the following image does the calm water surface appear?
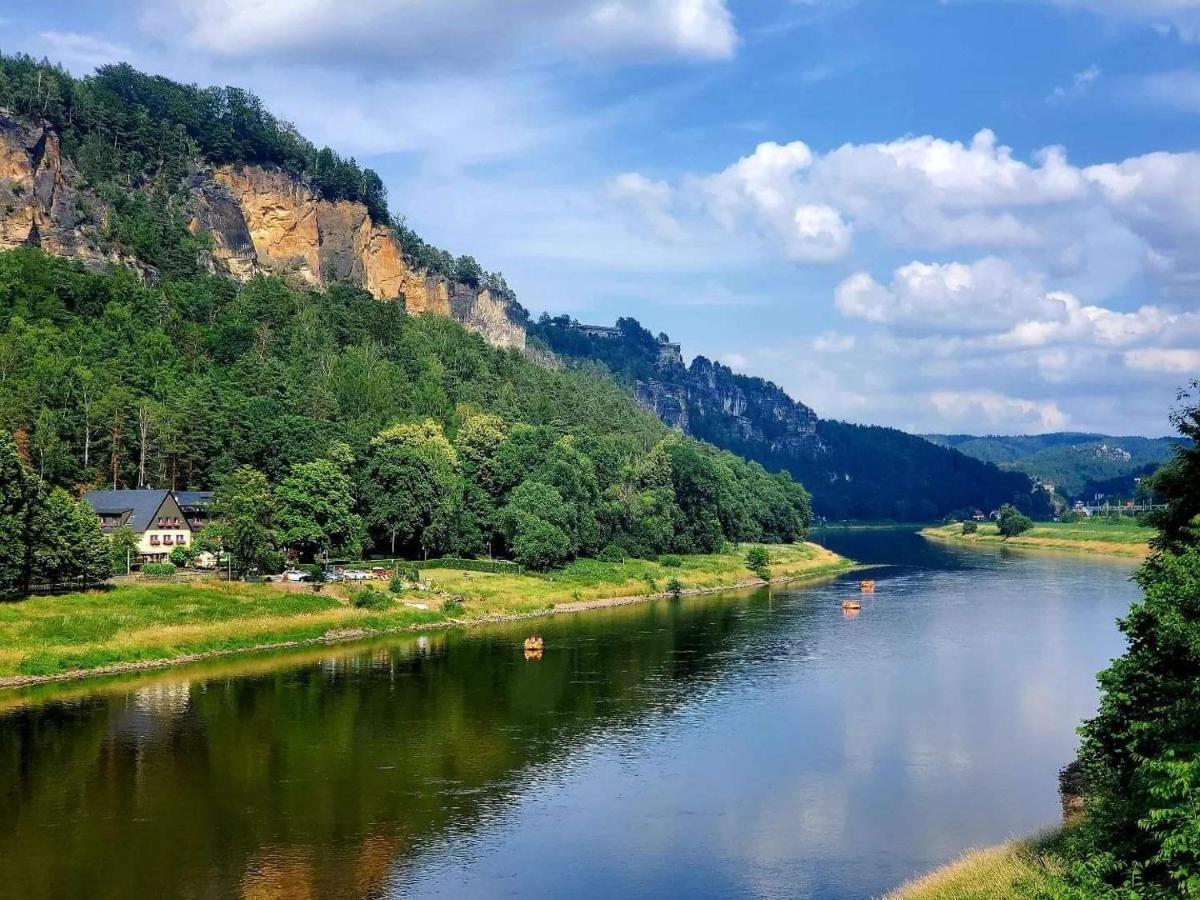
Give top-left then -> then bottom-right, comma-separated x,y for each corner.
0,530 -> 1137,899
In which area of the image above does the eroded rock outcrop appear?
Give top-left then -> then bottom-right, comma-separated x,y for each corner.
0,114 -> 112,266
0,112 -> 525,350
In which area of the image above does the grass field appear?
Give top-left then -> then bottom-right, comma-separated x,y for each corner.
0,542 -> 849,685
885,837 -> 1064,899
921,519 -> 1154,558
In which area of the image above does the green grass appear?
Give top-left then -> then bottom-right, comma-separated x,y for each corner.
0,543 -> 850,684
922,520 -> 1154,558
885,836 -> 1065,899
0,582 -> 443,681
412,542 -> 852,618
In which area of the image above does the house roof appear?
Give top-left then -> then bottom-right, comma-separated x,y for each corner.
84,490 -> 173,533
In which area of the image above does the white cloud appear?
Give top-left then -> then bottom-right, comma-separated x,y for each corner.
1047,65 -> 1101,104
929,390 -> 1070,433
609,173 -> 685,241
1124,347 -> 1200,373
143,0 -> 737,68
835,258 -> 1060,333
1133,69 -> 1200,113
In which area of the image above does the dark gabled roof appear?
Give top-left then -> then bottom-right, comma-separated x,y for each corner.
83,490 -> 171,534
175,491 -> 214,508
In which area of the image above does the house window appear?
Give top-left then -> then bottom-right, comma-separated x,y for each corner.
163,535 -> 173,546
150,535 -> 161,546
177,534 -> 187,544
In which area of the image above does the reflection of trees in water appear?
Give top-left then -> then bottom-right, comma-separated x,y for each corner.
0,588 -> 802,900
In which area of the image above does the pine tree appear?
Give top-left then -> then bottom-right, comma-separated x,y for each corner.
0,433 -> 33,598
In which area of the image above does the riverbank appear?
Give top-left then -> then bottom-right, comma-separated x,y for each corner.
0,542 -> 851,688
885,836 -> 1064,899
920,521 -> 1153,558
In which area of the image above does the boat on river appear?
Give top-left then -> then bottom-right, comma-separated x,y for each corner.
523,636 -> 544,652
860,580 -> 877,593
842,599 -> 862,611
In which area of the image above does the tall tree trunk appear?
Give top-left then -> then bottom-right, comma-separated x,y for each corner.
137,404 -> 152,488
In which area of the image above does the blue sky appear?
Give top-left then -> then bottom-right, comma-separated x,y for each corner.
5,0 -> 1200,435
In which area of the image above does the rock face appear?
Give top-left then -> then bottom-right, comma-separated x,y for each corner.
187,164 -> 526,350
0,114 -> 113,266
0,113 -> 525,350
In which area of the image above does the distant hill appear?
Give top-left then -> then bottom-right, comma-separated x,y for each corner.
922,433 -> 1182,500
530,316 -> 1051,521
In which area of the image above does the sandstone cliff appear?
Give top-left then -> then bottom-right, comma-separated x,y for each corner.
0,115 -> 116,267
0,113 -> 525,350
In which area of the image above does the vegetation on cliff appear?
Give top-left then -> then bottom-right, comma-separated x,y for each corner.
530,314 -> 1050,521
0,247 -> 812,574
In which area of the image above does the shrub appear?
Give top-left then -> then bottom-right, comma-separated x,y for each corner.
962,521 -> 978,534
659,555 -> 683,568
141,563 -> 176,578
745,546 -> 771,580
301,564 -> 323,581
418,558 -> 522,575
997,504 -> 1034,538
168,546 -> 194,567
597,544 -> 625,563
642,574 -> 659,593
441,598 -> 465,616
1059,510 -> 1080,524
389,572 -> 407,594
351,586 -> 390,609
667,577 -> 683,599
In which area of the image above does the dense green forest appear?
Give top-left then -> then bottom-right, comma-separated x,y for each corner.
1052,385 -> 1200,897
0,248 -> 811,578
529,315 -> 1050,521
925,432 -> 1181,500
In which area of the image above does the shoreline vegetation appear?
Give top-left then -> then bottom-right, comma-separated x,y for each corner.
884,834 -> 1065,899
0,543 -> 851,689
919,520 -> 1154,558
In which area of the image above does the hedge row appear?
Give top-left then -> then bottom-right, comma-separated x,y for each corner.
417,558 -> 524,575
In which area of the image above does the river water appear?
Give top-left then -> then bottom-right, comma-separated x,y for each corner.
0,529 -> 1138,899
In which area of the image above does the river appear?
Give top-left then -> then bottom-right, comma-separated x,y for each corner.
0,529 -> 1138,899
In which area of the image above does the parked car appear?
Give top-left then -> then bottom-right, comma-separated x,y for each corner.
343,569 -> 373,581
281,569 -> 311,582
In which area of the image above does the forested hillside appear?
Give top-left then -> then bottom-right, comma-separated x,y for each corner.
530,316 -> 1049,521
0,249 -> 811,570
925,433 -> 1181,499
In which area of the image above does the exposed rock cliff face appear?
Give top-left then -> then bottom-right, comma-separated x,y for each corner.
0,115 -> 114,266
0,113 -> 525,350
187,164 -> 526,349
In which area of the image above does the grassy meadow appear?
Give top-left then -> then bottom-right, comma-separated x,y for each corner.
0,542 -> 849,685
921,519 -> 1155,558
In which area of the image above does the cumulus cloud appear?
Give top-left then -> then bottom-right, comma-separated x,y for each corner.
609,173 -> 684,241
1124,347 -> 1200,373
142,0 -> 738,68
36,31 -> 133,71
929,390 -> 1070,432
619,128 -> 1200,297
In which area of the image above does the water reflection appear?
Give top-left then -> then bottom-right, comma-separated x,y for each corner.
0,531 -> 1137,899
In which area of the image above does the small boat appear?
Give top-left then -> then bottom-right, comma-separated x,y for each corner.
860,580 -> 877,593
842,599 -> 862,611
523,635 -> 544,653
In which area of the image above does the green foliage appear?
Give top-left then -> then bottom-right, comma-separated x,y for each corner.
418,558 -> 521,575
659,554 -> 683,568
0,248 -> 813,576
745,545 -> 771,580
962,520 -> 978,534
597,545 -> 625,563
1059,510 -> 1080,524
350,586 -> 390,610
997,504 -> 1034,538
141,563 -> 177,577
168,545 -> 194,567
666,576 -> 684,599
108,526 -> 140,576
1055,388 -> 1200,897
440,598 -> 465,616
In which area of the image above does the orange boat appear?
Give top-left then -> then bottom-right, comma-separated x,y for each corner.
523,635 -> 544,652
842,598 -> 862,611
860,580 -> 877,593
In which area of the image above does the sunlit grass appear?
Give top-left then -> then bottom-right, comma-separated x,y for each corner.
922,520 -> 1154,557
885,838 -> 1065,899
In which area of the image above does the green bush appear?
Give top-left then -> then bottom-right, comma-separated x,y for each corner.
141,563 -> 176,578
659,555 -> 683,568
666,577 -> 683,599
962,521 -> 978,534
351,586 -> 390,609
440,598 -> 465,616
1059,510 -> 1080,524
389,572 -> 407,594
745,546 -> 771,580
597,544 -> 625,563
997,504 -> 1034,538
168,546 -> 194,567
301,564 -> 323,581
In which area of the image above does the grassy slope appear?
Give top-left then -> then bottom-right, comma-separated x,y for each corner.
885,838 -> 1064,899
0,543 -> 849,684
921,521 -> 1154,558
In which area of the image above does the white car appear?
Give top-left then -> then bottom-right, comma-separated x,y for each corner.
281,569 -> 311,582
342,569 -> 373,581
